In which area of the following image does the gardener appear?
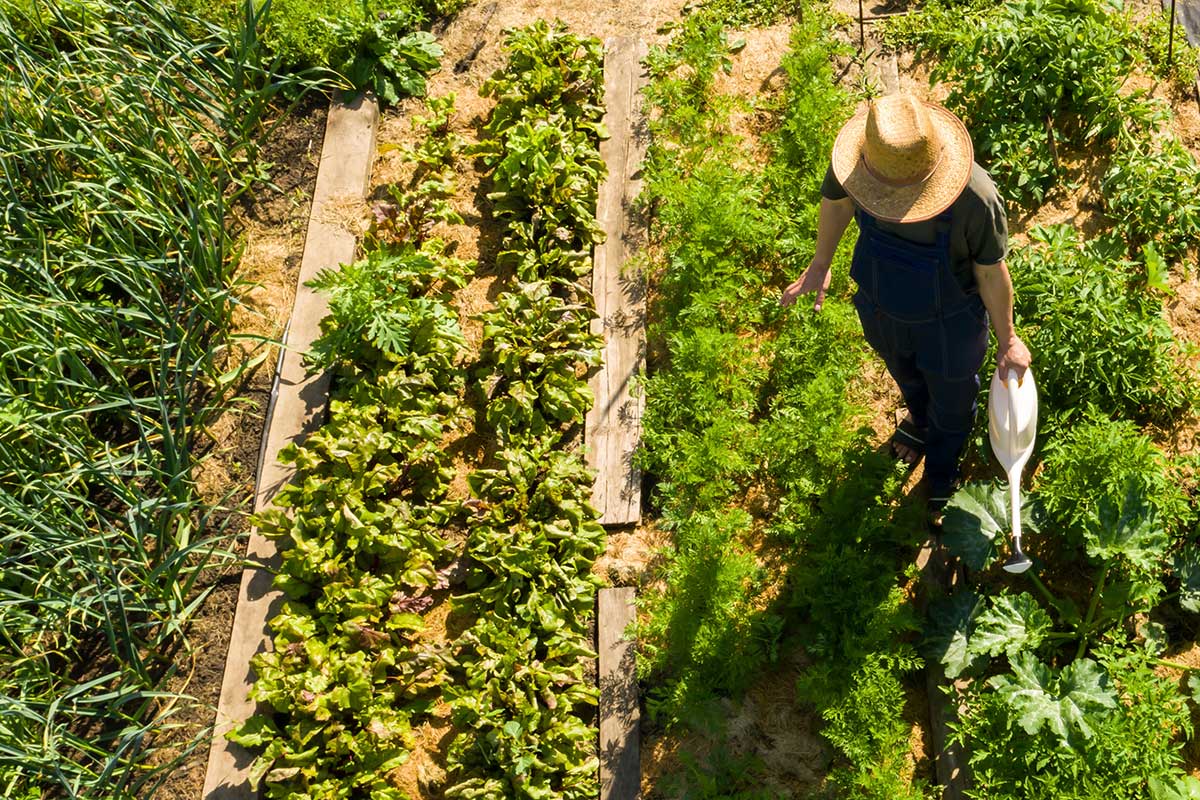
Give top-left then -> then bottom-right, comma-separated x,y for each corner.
780,93 -> 1031,510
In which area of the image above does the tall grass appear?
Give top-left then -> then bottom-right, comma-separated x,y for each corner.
0,1 -> 319,795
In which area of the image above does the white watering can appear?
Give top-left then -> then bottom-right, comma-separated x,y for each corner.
987,367 -> 1038,573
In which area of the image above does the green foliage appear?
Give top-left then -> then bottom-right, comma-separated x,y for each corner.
1084,484 -> 1167,575
0,1 -> 317,793
239,264 -> 466,798
1010,225 -> 1197,429
1036,413 -> 1191,550
876,0 -> 1001,53
954,646 -> 1191,800
970,592 -> 1053,660
639,509 -> 774,716
333,22 -> 442,105
928,0 -> 1155,204
894,0 -> 1200,261
988,653 -> 1118,745
226,0 -> 463,102
686,0 -> 802,28
660,746 -> 774,800
445,619 -> 599,800
483,112 -> 607,283
924,590 -> 986,679
636,10 -> 931,797
369,94 -> 465,248
442,23 -> 607,798
307,242 -> 472,372
479,20 -> 605,130
940,482 -> 1038,572
639,326 -> 766,507
821,652 -> 922,772
476,282 -> 602,445
234,87 -> 469,800
768,8 -> 855,211
458,440 -> 606,633
238,275 -> 466,799
1103,136 -> 1200,265
938,477 -> 1170,674
1129,9 -> 1200,93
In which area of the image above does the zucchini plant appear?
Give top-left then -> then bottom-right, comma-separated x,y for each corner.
928,478 -> 1199,800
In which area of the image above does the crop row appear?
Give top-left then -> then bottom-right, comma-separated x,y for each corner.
0,3 -> 313,796
234,21 -> 610,799
443,21 -> 608,799
889,1 -> 1200,796
632,5 -> 933,796
231,94 -> 475,798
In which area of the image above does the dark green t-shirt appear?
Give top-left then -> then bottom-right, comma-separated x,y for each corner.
820,162 -> 1009,293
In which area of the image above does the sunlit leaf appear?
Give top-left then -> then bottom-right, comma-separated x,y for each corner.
968,592 -> 1052,659
1085,483 -> 1167,573
988,653 -> 1118,745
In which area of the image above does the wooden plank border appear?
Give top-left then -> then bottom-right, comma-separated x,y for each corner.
599,587 -> 641,800
586,36 -> 650,527
201,93 -> 379,800
915,538 -> 971,799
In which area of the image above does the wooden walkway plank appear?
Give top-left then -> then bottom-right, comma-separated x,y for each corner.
201,93 -> 379,800
587,36 -> 650,527
599,587 -> 641,800
917,538 -> 972,800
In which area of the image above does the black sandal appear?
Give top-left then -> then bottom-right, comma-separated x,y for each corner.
889,415 -> 927,466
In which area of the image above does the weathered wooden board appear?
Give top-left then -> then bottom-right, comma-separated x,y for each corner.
599,587 -> 641,800
201,93 -> 379,800
586,36 -> 650,527
920,536 -> 971,800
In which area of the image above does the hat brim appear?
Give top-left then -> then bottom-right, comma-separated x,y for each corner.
831,101 -> 974,224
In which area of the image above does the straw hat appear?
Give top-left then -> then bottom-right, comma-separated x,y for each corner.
831,94 -> 973,224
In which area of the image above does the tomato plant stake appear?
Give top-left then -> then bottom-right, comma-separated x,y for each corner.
988,368 -> 1038,574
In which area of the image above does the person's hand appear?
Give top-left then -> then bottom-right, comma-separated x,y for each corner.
780,260 -> 832,312
997,335 -> 1032,381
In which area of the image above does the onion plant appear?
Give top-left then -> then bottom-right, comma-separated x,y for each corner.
0,1 -> 322,796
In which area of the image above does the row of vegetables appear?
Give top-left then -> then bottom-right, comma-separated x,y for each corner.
232,21 -> 610,799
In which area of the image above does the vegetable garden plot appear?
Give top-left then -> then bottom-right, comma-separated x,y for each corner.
175,0 -> 1200,796
228,23 -> 614,799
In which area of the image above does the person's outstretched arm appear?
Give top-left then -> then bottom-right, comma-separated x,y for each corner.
780,195 -> 856,312
974,260 -> 1032,379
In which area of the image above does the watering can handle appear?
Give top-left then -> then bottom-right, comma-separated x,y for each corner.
1005,369 -> 1022,541
1005,370 -> 1020,424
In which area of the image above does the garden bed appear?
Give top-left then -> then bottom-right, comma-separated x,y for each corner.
192,0 -> 1200,797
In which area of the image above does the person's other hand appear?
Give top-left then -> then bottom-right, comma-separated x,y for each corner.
997,335 -> 1032,381
780,260 -> 832,312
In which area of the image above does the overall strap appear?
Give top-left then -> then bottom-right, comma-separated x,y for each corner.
933,209 -> 953,250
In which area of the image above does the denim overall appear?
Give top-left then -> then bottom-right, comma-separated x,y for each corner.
850,208 -> 989,492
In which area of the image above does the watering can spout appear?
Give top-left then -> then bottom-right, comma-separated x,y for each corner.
988,367 -> 1039,574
